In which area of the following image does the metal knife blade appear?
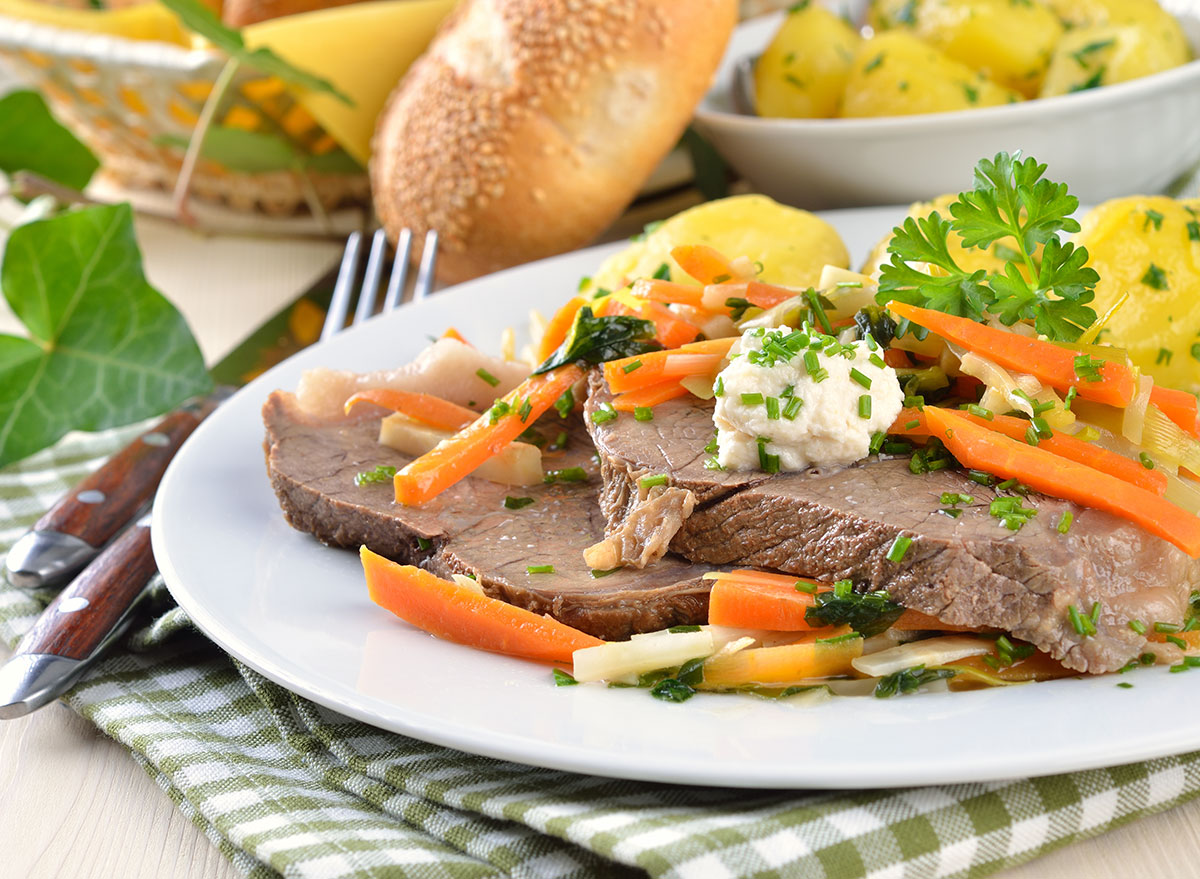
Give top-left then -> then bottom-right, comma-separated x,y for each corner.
0,511 -> 156,719
3,265 -> 340,590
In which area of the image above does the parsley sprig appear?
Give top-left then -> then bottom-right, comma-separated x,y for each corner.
877,153 -> 1099,342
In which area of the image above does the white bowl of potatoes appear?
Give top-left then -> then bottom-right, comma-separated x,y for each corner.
693,0 -> 1200,209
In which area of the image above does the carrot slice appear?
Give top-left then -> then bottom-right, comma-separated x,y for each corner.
362,547 -> 602,662
394,364 -> 583,505
604,337 -> 736,393
1151,386 -> 1200,439
596,294 -> 702,349
707,576 -> 821,630
948,652 -> 1076,683
892,609 -> 992,633
702,626 -> 861,686
441,327 -> 471,346
344,389 -> 476,432
671,244 -> 737,285
631,278 -> 705,308
886,301 -> 1137,407
923,406 -> 1200,557
892,407 -> 1168,495
884,348 -> 913,368
704,569 -> 822,589
535,296 -> 587,364
611,380 -> 690,412
744,279 -> 800,309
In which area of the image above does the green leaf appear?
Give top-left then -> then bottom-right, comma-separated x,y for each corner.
0,91 -> 99,190
680,127 -> 729,201
155,126 -> 363,175
159,0 -> 353,105
804,589 -> 904,637
877,213 -> 992,321
532,306 -> 660,375
0,204 -> 212,467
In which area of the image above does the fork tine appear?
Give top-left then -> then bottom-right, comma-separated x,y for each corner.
353,229 -> 388,326
412,229 -> 439,303
320,231 -> 362,342
382,229 -> 413,314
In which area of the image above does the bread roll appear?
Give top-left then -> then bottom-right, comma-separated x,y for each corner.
371,0 -> 738,284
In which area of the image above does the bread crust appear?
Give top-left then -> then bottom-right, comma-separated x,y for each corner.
370,0 -> 738,283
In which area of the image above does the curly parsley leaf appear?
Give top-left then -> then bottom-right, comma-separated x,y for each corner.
0,91 -> 98,190
0,204 -> 212,467
877,152 -> 1098,342
160,0 -> 352,105
532,306 -> 660,375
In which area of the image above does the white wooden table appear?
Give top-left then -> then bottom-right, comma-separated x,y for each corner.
3,212 -> 1200,879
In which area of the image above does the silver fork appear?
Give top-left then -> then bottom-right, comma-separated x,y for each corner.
321,228 -> 439,341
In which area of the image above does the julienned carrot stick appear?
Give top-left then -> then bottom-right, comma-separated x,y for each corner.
395,364 -> 584,506
671,244 -> 737,285
631,278 -> 705,308
441,327 -> 471,346
924,407 -> 1200,558
707,576 -> 821,630
611,380 -> 690,412
892,609 -> 991,633
596,295 -> 702,349
536,296 -> 587,363
701,626 -> 861,686
891,408 -> 1168,495
1151,386 -> 1200,439
362,547 -> 602,662
703,569 -> 822,589
744,280 -> 800,309
886,301 -> 1137,407
604,337 -> 736,393
345,389 -> 477,432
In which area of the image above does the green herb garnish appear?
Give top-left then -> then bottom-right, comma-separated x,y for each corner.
355,464 -> 397,486
875,665 -> 956,698
805,588 -> 904,636
504,496 -> 535,510
533,306 -> 660,374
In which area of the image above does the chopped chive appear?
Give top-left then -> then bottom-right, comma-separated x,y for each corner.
870,431 -> 887,454
1067,605 -> 1090,636
526,564 -> 555,574
553,669 -> 578,686
504,496 -> 535,510
518,398 -> 533,422
713,376 -> 724,397
354,464 -> 397,486
783,396 -> 804,420
882,440 -> 913,455
476,368 -> 500,387
858,395 -> 872,419
1063,387 -> 1077,411
543,466 -> 588,483
634,406 -> 654,422
1090,601 -> 1102,625
968,470 -> 995,486
590,567 -> 620,578
1057,510 -> 1073,534
816,632 -> 860,645
1139,452 -> 1155,470
850,368 -> 872,389
622,360 -> 643,374
765,396 -> 781,420
803,350 -> 828,383
1128,619 -> 1148,635
1117,682 -> 1134,689
939,508 -> 963,519
869,353 -> 886,369
550,430 -> 569,451
967,404 -> 994,420
1154,621 -> 1181,633
904,395 -> 925,408
741,392 -> 764,405
905,419 -> 920,429
590,403 -> 617,424
806,289 -> 834,334
795,580 -> 818,594
886,534 -> 912,563
639,474 -> 669,490
416,536 -> 432,551
554,387 -> 574,419
1167,634 -> 1187,649
764,453 -> 781,474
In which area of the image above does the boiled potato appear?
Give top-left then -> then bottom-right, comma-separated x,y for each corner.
588,195 -> 849,292
754,4 -> 860,118
860,194 -> 1029,278
868,0 -> 1063,97
1040,22 -> 1191,96
1073,196 -> 1200,392
841,32 -> 1021,118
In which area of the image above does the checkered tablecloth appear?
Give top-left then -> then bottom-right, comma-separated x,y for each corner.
4,425 -> 1200,879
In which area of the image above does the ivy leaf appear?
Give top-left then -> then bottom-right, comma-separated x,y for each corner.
0,91 -> 99,190
160,0 -> 353,106
0,204 -> 212,467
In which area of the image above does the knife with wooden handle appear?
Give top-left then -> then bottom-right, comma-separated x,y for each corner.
0,512 -> 156,719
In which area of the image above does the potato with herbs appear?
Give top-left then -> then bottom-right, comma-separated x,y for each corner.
754,3 -> 860,118
867,0 -> 1063,97
841,32 -> 1020,118
1040,22 -> 1191,96
1073,196 -> 1200,393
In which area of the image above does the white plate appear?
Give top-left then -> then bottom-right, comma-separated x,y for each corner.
154,206 -> 1200,789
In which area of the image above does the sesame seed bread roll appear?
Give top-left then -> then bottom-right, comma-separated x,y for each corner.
370,0 -> 738,284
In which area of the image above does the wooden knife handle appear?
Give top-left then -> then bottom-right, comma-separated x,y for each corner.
15,523 -> 156,661
35,400 -> 216,548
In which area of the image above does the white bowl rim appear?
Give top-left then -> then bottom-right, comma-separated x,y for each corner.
697,11 -> 1200,136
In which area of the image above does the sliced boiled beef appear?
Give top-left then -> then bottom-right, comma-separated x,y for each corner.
262,391 -> 715,639
585,372 -> 1200,673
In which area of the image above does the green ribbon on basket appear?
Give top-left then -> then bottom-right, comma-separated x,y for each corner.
4,424 -> 1200,879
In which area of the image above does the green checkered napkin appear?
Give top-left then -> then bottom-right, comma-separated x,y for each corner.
5,427 -> 1200,879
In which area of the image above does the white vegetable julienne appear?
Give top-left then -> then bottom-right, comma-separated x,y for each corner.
850,635 -> 992,677
378,413 -> 543,486
713,325 -> 904,472
572,629 -> 715,683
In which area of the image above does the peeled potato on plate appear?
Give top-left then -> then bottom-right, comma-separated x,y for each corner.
1074,196 -> 1200,393
588,194 -> 849,292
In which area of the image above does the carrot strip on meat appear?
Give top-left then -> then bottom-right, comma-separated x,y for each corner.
670,244 -> 737,285
441,326 -> 471,345
707,575 -> 822,630
604,337 -> 736,393
891,408 -> 1168,495
344,389 -> 477,431
631,278 -> 705,308
362,547 -> 602,662
1151,386 -> 1200,439
923,406 -> 1200,557
394,364 -> 583,506
611,380 -> 690,412
886,301 -> 1137,407
535,296 -> 587,364
702,626 -> 861,686
704,569 -> 822,589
